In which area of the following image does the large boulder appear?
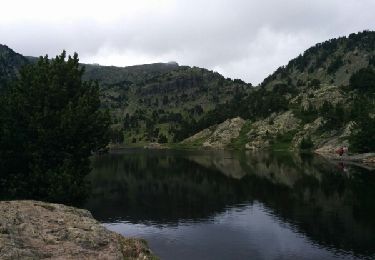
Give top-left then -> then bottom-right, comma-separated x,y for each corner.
182,117 -> 246,149
202,117 -> 245,149
0,200 -> 156,260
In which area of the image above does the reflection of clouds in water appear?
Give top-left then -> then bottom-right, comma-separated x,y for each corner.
87,149 -> 375,259
105,202 -> 354,260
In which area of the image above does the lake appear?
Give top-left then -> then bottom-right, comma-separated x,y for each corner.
85,149 -> 375,260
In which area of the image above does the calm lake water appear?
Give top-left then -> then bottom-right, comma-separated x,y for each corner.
85,149 -> 375,260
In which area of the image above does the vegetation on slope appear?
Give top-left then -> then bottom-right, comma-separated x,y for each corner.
0,30 -> 374,154
0,44 -> 28,88
180,30 -> 375,152
0,52 -> 110,204
89,65 -> 251,144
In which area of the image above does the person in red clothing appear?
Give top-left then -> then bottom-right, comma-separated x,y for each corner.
336,147 -> 344,156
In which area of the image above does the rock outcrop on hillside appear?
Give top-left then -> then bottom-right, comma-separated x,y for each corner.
245,111 -> 301,150
182,117 -> 245,149
0,200 -> 156,260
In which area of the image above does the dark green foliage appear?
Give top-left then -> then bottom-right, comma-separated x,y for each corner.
369,56 -> 375,66
0,44 -> 28,88
271,130 -> 298,150
327,55 -> 344,74
0,51 -> 110,204
349,67 -> 375,92
109,128 -> 124,143
294,104 -> 318,124
300,136 -> 314,150
293,101 -> 348,131
349,98 -> 375,153
308,79 -> 321,88
273,83 -> 297,95
318,102 -> 347,130
158,134 -> 168,143
349,116 -> 375,153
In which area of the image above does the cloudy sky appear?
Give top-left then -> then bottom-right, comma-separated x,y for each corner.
1,0 -> 374,84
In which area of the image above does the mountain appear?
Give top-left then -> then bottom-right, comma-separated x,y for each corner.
1,47 -> 250,144
0,30 -> 373,153
82,62 -> 180,84
182,30 -> 375,154
0,44 -> 28,88
82,62 -> 250,144
261,30 -> 375,88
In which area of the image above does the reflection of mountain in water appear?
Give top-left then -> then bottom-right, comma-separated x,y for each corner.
85,149 -> 375,257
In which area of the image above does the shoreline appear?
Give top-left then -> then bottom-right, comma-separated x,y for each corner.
106,143 -> 375,169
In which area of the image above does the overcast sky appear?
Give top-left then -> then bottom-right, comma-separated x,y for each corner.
1,0 -> 374,84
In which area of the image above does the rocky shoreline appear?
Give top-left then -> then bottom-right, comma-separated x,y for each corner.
315,152 -> 375,169
0,200 -> 157,260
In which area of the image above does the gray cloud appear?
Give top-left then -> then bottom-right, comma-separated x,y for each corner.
1,0 -> 374,84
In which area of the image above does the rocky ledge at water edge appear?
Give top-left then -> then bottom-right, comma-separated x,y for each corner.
0,200 -> 157,260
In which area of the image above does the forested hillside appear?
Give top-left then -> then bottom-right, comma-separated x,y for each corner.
1,30 -> 374,153
183,30 -> 375,153
0,47 -> 250,144
83,63 -> 250,144
0,44 -> 28,88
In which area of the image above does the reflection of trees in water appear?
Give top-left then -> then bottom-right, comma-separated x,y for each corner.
86,149 -> 375,257
0,166 -> 90,207
87,150 -> 252,222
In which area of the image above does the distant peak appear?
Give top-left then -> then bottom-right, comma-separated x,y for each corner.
167,61 -> 179,66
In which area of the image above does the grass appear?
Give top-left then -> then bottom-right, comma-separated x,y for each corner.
270,130 -> 298,151
229,121 -> 252,149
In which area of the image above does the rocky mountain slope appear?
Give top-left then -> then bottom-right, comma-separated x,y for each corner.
182,117 -> 245,149
0,30 -> 374,153
183,31 -> 375,154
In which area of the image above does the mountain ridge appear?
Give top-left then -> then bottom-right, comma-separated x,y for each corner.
181,30 -> 375,154
0,30 -> 374,154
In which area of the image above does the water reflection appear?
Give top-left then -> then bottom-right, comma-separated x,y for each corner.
85,149 -> 375,259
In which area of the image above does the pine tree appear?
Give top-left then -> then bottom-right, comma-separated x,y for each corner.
0,51 -> 110,204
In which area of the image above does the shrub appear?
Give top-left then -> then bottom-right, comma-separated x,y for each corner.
349,67 -> 375,92
300,136 -> 314,150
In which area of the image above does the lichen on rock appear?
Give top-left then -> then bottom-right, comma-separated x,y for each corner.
0,200 -> 157,260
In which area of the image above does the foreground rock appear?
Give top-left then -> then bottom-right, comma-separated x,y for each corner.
0,200 -> 157,260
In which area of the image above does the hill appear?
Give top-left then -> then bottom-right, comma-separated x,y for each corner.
82,63 -> 250,144
1,30 -> 374,153
2,48 -> 250,144
0,44 -> 28,88
182,30 -> 375,154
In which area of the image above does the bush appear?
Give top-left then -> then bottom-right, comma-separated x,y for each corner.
158,134 -> 168,143
300,136 -> 314,150
349,67 -> 375,92
327,56 -> 344,74
308,79 -> 321,88
349,115 -> 375,153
